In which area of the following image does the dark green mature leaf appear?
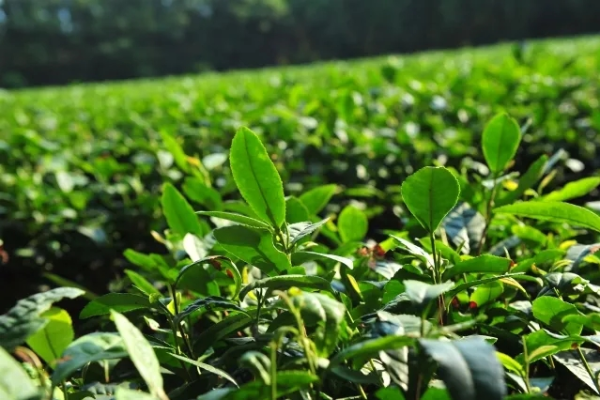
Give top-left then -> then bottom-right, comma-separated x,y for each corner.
443,255 -> 511,280
175,256 -> 242,299
553,349 -> 600,395
112,311 -> 167,400
443,203 -> 485,255
494,201 -> 600,233
174,297 -> 246,324
52,333 -> 128,384
338,205 -> 368,243
291,292 -> 346,357
299,184 -> 337,215
197,211 -> 270,229
0,287 -> 84,351
213,225 -> 291,273
285,196 -> 310,224
194,313 -> 254,356
330,335 -> 414,368
239,275 -> 331,301
26,307 -> 74,366
0,347 -> 42,400
168,353 -> 239,387
496,155 -> 548,207
162,183 -> 205,236
401,166 -> 460,232
80,293 -> 154,319
481,113 -> 521,173
229,127 -> 286,229
420,337 -> 506,400
532,296 -> 583,335
542,177 -> 600,202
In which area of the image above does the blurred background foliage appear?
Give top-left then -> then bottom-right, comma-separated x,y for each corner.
1,0 -> 600,88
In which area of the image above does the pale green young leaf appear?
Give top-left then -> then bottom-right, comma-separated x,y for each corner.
26,308 -> 74,366
481,113 -> 521,173
161,183 -> 205,236
338,205 -> 368,243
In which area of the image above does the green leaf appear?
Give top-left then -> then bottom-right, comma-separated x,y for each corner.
0,287 -> 84,351
26,308 -> 74,366
111,311 -> 167,400
419,337 -> 507,400
169,353 -> 239,387
229,127 -> 285,229
404,280 -> 454,307
494,201 -> 600,233
481,113 -> 521,173
532,296 -> 583,335
330,335 -> 414,369
161,183 -> 205,236
444,255 -> 511,280
286,196 -> 310,224
497,155 -> 548,207
197,211 -> 270,229
160,130 -> 190,174
401,166 -> 460,232
183,177 -> 223,211
553,349 -> 600,395
115,387 -> 158,400
496,352 -> 525,376
289,219 -> 329,245
194,313 -> 254,357
0,346 -> 42,400
291,292 -> 345,357
299,184 -> 337,215
292,250 -> 354,270
213,225 -> 291,273
80,293 -> 154,319
469,281 -> 504,307
338,205 -> 368,243
239,351 -> 271,384
239,275 -> 332,301
52,332 -> 127,384
443,203 -> 485,255
542,177 -> 600,202
175,256 -> 242,299
183,233 -> 208,261
174,296 -> 246,324
124,270 -> 160,296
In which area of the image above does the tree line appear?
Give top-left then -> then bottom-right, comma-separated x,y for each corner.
1,0 -> 599,88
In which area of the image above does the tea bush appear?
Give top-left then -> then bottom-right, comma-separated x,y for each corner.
1,36 -> 600,399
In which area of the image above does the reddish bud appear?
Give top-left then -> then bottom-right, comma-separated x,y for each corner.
468,301 -> 478,310
372,244 -> 386,259
571,343 -> 579,349
209,258 -> 222,271
226,270 -> 234,279
451,297 -> 460,309
357,247 -> 370,257
509,260 -> 516,269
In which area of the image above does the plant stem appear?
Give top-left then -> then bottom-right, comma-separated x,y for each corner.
577,347 -> 600,394
477,172 -> 499,255
522,340 -> 532,394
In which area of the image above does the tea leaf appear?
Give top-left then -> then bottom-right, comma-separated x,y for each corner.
80,293 -> 155,319
338,205 -> 368,243
183,177 -> 223,211
532,297 -> 583,336
401,166 -> 460,232
542,177 -> 600,202
482,113 -> 521,173
162,183 -> 205,236
169,353 -> 239,387
52,332 -> 128,384
419,337 -> 507,400
197,211 -> 270,229
111,311 -> 168,400
26,308 -> 74,366
496,155 -> 548,206
213,225 -> 291,273
239,275 -> 331,301
292,250 -> 354,270
174,296 -> 246,324
0,287 -> 84,351
124,270 -> 160,296
443,203 -> 485,255
494,201 -> 600,233
444,255 -> 512,280
299,184 -> 337,215
286,196 -> 310,224
229,127 -> 285,229
194,313 -> 254,356
404,280 -> 454,307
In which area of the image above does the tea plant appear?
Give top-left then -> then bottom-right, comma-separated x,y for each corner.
2,111 -> 600,399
